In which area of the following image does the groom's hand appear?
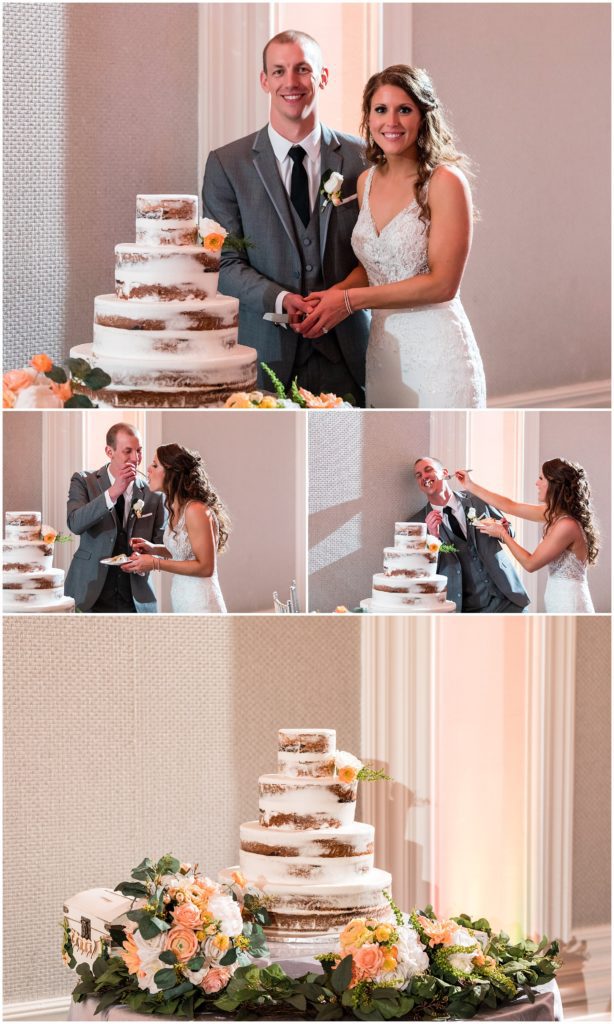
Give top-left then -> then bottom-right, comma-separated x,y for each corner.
282,293 -> 317,319
108,463 -> 137,501
425,509 -> 443,538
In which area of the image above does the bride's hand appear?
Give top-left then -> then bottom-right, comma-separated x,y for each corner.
454,469 -> 474,490
121,553 -> 154,573
474,520 -> 507,541
130,538 -> 153,554
294,289 -> 348,339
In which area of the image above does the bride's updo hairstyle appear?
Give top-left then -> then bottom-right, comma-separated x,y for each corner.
156,443 -> 230,553
542,458 -> 598,564
360,65 -> 472,225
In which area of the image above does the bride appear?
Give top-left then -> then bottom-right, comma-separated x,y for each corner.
297,64 -> 486,409
122,443 -> 229,613
455,460 -> 598,612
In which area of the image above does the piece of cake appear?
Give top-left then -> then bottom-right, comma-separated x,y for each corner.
3,512 -> 75,613
361,523 -> 456,613
220,728 -> 393,936
70,195 -> 258,407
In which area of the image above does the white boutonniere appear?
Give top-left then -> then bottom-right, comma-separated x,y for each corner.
320,170 -> 357,210
132,499 -> 145,518
467,507 -> 477,523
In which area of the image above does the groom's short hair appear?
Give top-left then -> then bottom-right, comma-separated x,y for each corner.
414,456 -> 444,471
106,422 -> 139,449
262,31 -> 322,73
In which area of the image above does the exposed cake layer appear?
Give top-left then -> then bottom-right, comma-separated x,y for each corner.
395,522 -> 427,541
383,547 -> 438,576
240,821 -> 374,883
220,866 -> 393,933
94,294 -> 238,332
2,539 -> 53,572
136,194 -> 198,222
5,511 -> 42,540
3,573 -> 66,608
136,220 -> 197,246
115,244 -> 219,301
372,573 -> 449,609
3,594 -> 75,614
71,342 -> 257,390
92,324 -> 238,361
258,775 -> 357,830
278,728 -> 336,777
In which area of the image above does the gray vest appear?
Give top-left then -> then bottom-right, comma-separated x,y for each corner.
454,529 -> 502,612
287,200 -> 342,366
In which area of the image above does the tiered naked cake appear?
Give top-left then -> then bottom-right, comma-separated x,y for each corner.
361,522 -> 456,613
220,729 -> 393,941
70,194 -> 258,407
3,513 -> 75,613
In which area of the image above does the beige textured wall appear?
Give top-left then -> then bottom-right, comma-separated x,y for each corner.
2,411 -> 43,512
308,411 -> 431,612
4,2 -> 199,366
412,3 -> 610,399
535,411 -> 610,612
3,616 -> 362,1005
572,617 -> 611,928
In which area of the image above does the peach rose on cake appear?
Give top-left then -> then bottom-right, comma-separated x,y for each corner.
335,750 -> 363,784
30,353 -> 54,373
172,901 -> 202,930
165,925 -> 199,962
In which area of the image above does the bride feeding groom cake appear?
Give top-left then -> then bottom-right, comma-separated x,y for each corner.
204,30 -> 485,410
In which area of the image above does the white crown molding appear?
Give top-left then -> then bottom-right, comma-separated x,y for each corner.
3,995 -> 71,1021
525,618 -> 576,940
361,617 -> 435,911
488,379 -> 610,410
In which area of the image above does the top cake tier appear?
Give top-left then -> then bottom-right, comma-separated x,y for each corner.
278,729 -> 336,777
135,194 -> 198,246
5,511 -> 42,540
394,522 -> 427,548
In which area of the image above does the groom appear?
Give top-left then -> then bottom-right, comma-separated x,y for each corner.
409,456 -> 530,613
203,30 -> 369,404
64,423 -> 165,613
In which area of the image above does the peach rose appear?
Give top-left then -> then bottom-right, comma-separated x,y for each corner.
338,765 -> 358,783
340,918 -> 369,950
225,393 -> 252,409
50,380 -> 72,403
3,385 -> 16,409
172,901 -> 202,930
201,965 -> 232,994
298,387 -> 343,409
231,870 -> 247,888
353,943 -> 384,980
41,526 -> 58,544
202,232 -> 225,252
165,925 -> 199,962
417,915 -> 457,948
30,353 -> 53,373
334,605 -> 349,614
4,369 -> 34,392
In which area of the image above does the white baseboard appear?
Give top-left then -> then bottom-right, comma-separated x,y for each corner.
488,379 -> 610,409
558,922 -> 611,1019
3,995 -> 72,1021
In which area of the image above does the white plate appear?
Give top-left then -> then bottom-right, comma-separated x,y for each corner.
100,554 -> 132,566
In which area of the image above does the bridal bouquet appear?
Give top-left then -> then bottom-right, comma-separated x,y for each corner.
3,353 -> 110,408
65,854 -> 269,1019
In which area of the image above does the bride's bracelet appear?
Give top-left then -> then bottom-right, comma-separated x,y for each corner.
343,289 -> 354,316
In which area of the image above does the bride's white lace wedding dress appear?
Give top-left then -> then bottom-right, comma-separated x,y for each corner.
163,503 -> 226,614
544,547 -> 594,613
351,166 -> 487,409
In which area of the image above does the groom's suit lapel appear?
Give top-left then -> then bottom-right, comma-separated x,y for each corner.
96,466 -> 119,528
252,128 -> 299,254
319,125 -> 343,263
127,478 -> 147,539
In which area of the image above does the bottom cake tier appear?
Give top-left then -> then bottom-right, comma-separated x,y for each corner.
220,865 -> 393,933
361,598 -> 456,614
3,593 -> 75,613
69,342 -> 258,408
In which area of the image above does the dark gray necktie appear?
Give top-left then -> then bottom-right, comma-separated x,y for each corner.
115,493 -> 125,528
443,506 -> 464,540
288,145 -> 310,227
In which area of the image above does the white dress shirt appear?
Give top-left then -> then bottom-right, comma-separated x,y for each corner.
104,467 -> 134,526
268,123 -> 322,314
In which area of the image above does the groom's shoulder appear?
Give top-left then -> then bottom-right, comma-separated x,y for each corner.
324,124 -> 366,158
209,128 -> 263,164
408,502 -> 428,522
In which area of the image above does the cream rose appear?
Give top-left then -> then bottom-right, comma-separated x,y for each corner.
324,171 -> 344,195
207,893 -> 243,937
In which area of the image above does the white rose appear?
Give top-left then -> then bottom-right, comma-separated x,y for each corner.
207,893 -> 243,937
14,384 -> 63,409
448,951 -> 476,975
199,217 -> 228,240
447,926 -> 478,949
334,750 -> 363,774
467,508 -> 477,521
128,929 -> 167,994
324,171 -> 344,195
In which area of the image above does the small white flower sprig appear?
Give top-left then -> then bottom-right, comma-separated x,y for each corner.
320,170 -> 357,210
334,750 -> 391,784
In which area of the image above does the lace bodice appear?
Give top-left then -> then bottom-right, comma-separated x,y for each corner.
547,548 -> 588,582
351,166 -> 430,286
163,504 -> 226,614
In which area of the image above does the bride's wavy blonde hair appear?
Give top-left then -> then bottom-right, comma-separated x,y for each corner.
156,443 -> 230,553
360,64 -> 474,225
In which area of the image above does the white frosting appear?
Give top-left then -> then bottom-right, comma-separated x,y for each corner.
372,573 -> 449,609
220,865 -> 393,915
277,751 -> 335,777
136,219 -> 197,245
240,821 -> 374,856
94,293 -> 237,330
115,244 -> 219,301
3,512 -> 75,613
93,324 -> 238,360
3,594 -> 75,614
258,774 -> 357,830
71,342 -> 257,389
277,728 -> 337,777
394,522 -> 427,539
363,522 -> 454,613
240,850 -> 373,885
383,547 -> 438,575
3,539 -> 53,572
5,512 -> 42,540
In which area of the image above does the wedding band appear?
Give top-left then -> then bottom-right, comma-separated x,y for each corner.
322,328 -> 328,334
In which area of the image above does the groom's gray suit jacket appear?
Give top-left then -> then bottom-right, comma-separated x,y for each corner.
409,492 -> 530,612
64,466 -> 165,612
203,124 -> 370,390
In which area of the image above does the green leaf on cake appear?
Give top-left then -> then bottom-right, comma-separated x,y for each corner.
83,367 -> 112,390
45,365 -> 68,383
64,394 -> 95,408
66,357 -> 92,380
